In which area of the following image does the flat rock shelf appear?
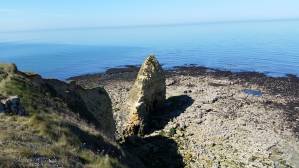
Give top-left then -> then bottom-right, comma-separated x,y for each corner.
71,65 -> 299,168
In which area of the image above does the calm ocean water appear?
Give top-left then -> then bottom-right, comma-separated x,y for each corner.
0,20 -> 299,79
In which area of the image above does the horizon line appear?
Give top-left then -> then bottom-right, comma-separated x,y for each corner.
1,17 -> 299,33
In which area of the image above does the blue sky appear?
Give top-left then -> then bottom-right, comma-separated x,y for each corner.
0,0 -> 299,31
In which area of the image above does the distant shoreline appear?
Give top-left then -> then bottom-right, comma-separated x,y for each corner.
68,64 -> 299,80
68,64 -> 299,98
1,17 -> 299,33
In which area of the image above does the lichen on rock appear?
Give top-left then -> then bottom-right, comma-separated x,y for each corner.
122,54 -> 166,137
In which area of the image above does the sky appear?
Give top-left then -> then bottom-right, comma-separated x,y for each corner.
0,0 -> 299,32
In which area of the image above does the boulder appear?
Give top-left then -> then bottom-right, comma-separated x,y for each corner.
122,55 -> 166,137
0,96 -> 26,116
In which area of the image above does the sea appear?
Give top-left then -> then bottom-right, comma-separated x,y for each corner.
0,20 -> 298,79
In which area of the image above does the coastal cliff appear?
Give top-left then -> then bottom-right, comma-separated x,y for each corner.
1,54 -> 299,168
0,61 -> 183,168
0,64 -> 142,167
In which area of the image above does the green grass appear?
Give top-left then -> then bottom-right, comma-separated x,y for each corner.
1,75 -> 49,114
168,127 -> 176,137
0,65 -> 127,168
0,110 -> 126,167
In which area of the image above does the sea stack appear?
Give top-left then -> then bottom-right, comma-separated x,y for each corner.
122,54 -> 166,137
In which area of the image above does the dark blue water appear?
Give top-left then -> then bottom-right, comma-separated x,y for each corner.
0,20 -> 299,79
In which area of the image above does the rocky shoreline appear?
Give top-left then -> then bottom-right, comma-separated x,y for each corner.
70,64 -> 299,167
68,64 -> 299,98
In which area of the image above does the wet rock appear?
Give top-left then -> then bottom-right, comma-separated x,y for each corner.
122,55 -> 166,137
242,89 -> 262,97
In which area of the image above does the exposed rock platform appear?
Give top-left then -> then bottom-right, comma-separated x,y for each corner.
72,65 -> 299,168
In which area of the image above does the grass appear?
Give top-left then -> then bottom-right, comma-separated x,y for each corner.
1,75 -> 52,114
0,65 -> 127,168
168,127 -> 176,137
0,111 -> 126,167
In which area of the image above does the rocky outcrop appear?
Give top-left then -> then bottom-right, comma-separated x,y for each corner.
0,64 -> 17,80
0,63 -> 17,74
75,85 -> 115,139
0,63 -> 116,140
122,55 -> 166,137
42,79 -> 116,140
0,95 -> 26,115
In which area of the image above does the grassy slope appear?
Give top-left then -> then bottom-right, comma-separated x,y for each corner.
0,64 -> 127,168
